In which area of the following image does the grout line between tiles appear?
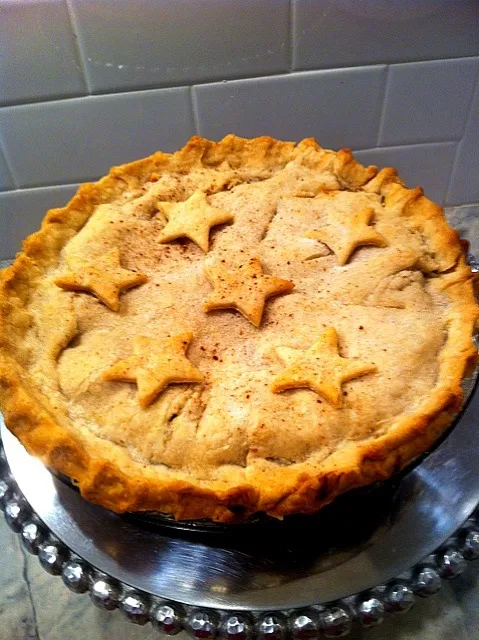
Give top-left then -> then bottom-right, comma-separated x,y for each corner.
190,87 -> 201,135
444,141 -> 462,205
441,140 -> 459,206
0,91 -> 88,110
0,55 -> 476,111
65,0 -> 92,95
376,65 -> 390,147
0,135 -> 19,189
459,67 -> 479,140
0,182 -> 81,194
288,0 -> 294,72
354,140 -> 460,155
445,73 -> 479,205
0,71 -> 280,109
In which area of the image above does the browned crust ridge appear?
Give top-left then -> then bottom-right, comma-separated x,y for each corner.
0,135 -> 477,523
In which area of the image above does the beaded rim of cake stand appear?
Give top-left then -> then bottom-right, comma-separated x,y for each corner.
0,440 -> 478,638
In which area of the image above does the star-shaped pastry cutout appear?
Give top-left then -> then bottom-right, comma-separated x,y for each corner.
305,206 -> 388,265
156,189 -> 234,252
270,327 -> 377,408
54,247 -> 147,311
203,257 -> 294,327
102,333 -> 203,408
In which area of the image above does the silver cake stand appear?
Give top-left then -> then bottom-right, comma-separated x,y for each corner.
1,369 -> 479,640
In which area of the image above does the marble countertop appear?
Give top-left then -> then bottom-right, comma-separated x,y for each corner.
0,205 -> 478,640
2,514 -> 476,640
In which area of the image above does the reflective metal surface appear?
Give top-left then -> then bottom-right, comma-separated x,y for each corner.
2,374 -> 479,612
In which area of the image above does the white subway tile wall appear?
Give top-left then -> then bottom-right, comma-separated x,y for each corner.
0,0 -> 87,106
0,0 -> 478,259
448,83 -> 479,206
193,67 -> 387,149
354,142 -> 457,204
70,0 -> 291,92
292,0 -> 479,69
379,58 -> 479,146
0,185 -> 79,259
0,89 -> 195,187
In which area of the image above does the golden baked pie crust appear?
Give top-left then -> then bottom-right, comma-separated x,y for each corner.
0,135 -> 477,523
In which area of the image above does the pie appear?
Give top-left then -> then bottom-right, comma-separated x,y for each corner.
0,135 -> 477,523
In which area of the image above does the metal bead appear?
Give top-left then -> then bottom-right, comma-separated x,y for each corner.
357,597 -> 385,628
219,613 -> 252,640
256,614 -> 287,640
185,610 -> 218,639
461,530 -> 479,560
290,610 -> 320,640
151,602 -> 184,635
385,583 -> 415,613
4,498 -> 30,532
437,549 -> 467,579
320,606 -> 352,638
61,561 -> 90,594
21,521 -> 45,555
120,591 -> 150,625
467,252 -> 479,273
90,578 -> 122,611
38,541 -> 68,575
0,480 -> 12,508
413,566 -> 442,597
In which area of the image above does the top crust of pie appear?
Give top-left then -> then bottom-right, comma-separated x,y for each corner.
0,135 -> 477,523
